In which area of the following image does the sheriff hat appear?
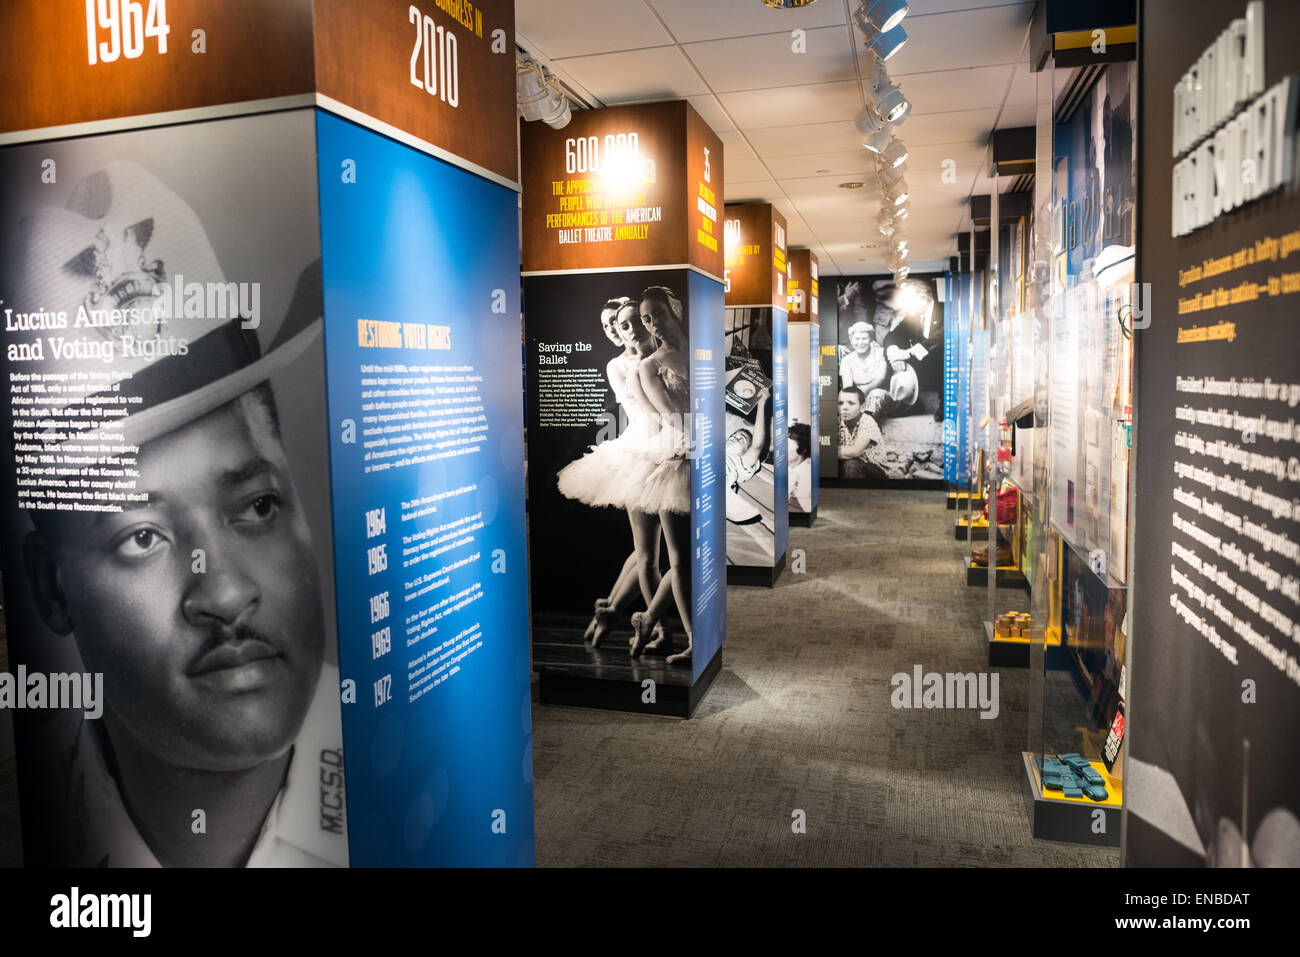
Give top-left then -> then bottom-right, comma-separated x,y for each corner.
2,161 -> 320,450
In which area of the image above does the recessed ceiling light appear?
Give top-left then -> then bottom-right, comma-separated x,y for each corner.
816,168 -> 832,174
839,181 -> 865,189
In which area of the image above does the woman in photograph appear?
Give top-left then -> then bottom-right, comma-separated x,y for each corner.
629,285 -> 694,666
839,319 -> 891,396
788,421 -> 813,513
557,298 -> 663,648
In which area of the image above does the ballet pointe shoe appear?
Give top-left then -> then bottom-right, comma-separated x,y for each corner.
583,598 -> 613,642
641,621 -> 674,656
629,612 -> 654,659
665,640 -> 693,667
589,608 -> 616,649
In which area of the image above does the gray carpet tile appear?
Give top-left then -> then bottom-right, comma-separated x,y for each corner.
531,487 -> 1118,867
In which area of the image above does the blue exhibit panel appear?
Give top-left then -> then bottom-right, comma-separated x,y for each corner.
771,306 -> 789,563
314,111 -> 534,867
689,270 -> 726,682
808,320 -> 820,510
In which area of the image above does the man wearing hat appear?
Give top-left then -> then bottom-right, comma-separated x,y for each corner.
3,162 -> 347,867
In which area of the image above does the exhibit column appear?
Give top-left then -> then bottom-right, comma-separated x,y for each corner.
786,248 -> 820,527
1128,0 -> 1300,867
0,0 -> 535,867
723,202 -> 789,586
520,101 -> 727,717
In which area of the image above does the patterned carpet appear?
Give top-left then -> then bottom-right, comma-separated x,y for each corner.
0,489 -> 1118,867
531,487 -> 1119,867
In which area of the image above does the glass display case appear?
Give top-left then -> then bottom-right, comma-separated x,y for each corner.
1017,51 -> 1137,846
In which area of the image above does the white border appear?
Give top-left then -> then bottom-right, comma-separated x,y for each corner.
0,93 -> 523,194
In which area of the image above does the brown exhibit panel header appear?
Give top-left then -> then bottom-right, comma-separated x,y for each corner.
787,248 -> 819,322
521,100 -> 725,276
0,0 -> 517,184
314,0 -> 517,183
724,202 -> 787,307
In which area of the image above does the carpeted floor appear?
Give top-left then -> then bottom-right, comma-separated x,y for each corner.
531,487 -> 1119,867
0,488 -> 1119,868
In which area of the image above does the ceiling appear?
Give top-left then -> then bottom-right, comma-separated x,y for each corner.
516,0 -> 1042,276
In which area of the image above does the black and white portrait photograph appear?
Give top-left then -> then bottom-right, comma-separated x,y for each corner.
835,275 -> 945,482
0,113 -> 349,867
526,270 -> 700,688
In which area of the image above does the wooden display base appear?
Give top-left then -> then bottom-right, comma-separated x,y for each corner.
538,647 -> 721,718
984,621 -> 1069,668
727,552 -> 787,588
1019,751 -> 1121,846
965,556 -> 1028,590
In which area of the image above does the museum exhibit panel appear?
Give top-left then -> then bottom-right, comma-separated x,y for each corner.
722,202 -> 789,585
0,0 -> 535,867
520,100 -> 727,716
0,0 -> 1297,890
786,248 -> 820,526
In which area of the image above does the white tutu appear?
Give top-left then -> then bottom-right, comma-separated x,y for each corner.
636,421 -> 691,515
557,417 -> 658,510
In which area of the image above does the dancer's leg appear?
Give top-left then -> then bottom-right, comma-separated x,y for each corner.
660,510 -> 694,666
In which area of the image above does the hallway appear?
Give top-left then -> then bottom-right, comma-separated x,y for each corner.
531,487 -> 1118,866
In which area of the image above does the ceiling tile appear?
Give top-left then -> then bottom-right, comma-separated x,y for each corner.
746,120 -> 863,157
651,0 -> 847,44
718,130 -> 758,162
554,46 -> 710,102
684,25 -> 858,93
719,80 -> 864,130
687,94 -> 736,133
887,64 -> 1016,116
893,108 -> 997,146
886,3 -> 1033,76
516,0 -> 672,59
725,156 -> 772,182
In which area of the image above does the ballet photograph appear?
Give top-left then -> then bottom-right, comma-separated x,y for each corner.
524,269 -> 700,687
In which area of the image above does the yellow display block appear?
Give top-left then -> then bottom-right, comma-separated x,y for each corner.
1039,760 -> 1123,808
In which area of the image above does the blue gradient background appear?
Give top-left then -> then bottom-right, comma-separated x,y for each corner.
315,111 -> 534,867
688,271 -> 726,681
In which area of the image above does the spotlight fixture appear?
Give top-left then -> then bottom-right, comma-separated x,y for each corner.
862,126 -> 892,154
882,137 -> 908,169
876,207 -> 897,236
854,0 -> 909,34
896,265 -> 911,279
876,157 -> 905,186
516,57 -> 572,129
883,177 -> 909,205
865,23 -> 907,61
854,105 -> 884,138
872,74 -> 909,123
892,202 -> 910,222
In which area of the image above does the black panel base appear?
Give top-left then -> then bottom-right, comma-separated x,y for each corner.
537,646 -> 721,718
727,551 -> 787,588
965,556 -> 1028,590
954,519 -> 989,541
790,505 -> 817,528
1020,752 -> 1121,846
946,490 -> 974,510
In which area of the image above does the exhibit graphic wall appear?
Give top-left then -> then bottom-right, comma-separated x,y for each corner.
0,0 -> 534,867
1128,0 -> 1300,867
786,249 -> 819,522
520,101 -> 727,711
832,273 -> 946,483
723,203 -> 789,584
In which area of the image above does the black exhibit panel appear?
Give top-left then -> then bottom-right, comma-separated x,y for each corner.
1128,0 -> 1300,867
